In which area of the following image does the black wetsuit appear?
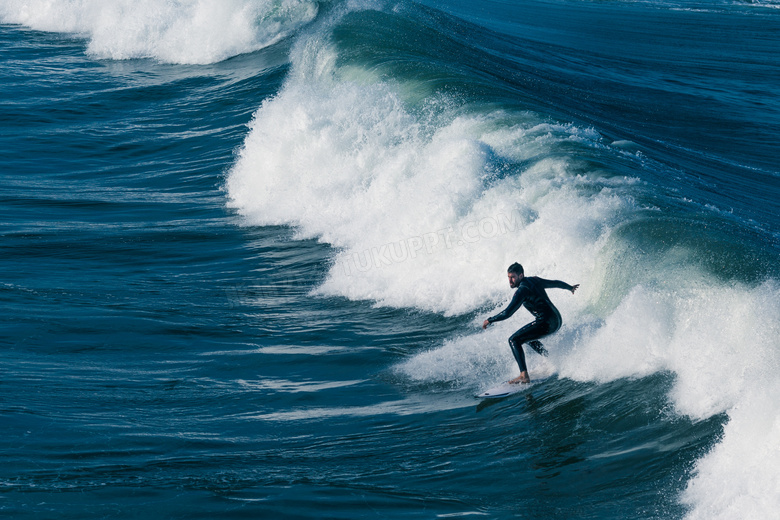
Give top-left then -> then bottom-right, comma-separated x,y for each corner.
487,276 -> 574,373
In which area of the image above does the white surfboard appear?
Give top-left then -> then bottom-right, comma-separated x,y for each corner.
477,381 -> 531,399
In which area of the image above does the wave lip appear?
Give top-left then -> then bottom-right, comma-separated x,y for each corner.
0,0 -> 319,64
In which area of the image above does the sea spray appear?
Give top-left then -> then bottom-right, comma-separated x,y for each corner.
227,29 -> 630,314
682,379 -> 780,520
0,0 -> 318,64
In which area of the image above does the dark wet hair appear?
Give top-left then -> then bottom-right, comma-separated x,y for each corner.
507,262 -> 524,276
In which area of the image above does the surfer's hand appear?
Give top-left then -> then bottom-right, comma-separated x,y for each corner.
571,284 -> 580,294
482,319 -> 490,330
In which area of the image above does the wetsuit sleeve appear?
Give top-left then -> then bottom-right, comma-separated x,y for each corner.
487,288 -> 525,323
536,277 -> 575,291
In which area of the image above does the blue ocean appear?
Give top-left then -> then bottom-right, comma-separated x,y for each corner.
2,0 -> 779,518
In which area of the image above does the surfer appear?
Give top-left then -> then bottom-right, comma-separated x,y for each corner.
482,263 -> 578,384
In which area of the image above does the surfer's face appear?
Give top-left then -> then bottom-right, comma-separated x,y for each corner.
508,272 -> 523,288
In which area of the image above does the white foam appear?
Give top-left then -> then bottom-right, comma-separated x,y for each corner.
227,33 -> 627,315
677,282 -> 780,520
682,382 -> 780,520
0,0 -> 318,64
394,326 -> 558,390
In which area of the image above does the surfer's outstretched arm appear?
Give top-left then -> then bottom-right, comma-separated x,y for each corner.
538,278 -> 579,294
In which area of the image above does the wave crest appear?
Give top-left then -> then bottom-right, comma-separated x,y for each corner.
0,0 -> 318,64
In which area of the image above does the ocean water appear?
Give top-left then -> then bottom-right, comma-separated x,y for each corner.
2,0 -> 779,518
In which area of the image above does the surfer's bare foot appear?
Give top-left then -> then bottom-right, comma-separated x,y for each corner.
508,373 -> 531,385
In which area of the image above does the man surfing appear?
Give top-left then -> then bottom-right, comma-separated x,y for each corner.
482,263 -> 579,384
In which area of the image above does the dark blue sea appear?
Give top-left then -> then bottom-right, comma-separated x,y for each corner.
2,0 -> 779,518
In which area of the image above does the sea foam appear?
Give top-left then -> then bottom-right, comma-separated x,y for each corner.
0,0 -> 318,64
227,31 -> 628,316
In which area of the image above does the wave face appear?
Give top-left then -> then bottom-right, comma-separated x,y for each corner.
0,0 -> 319,63
227,2 -> 780,518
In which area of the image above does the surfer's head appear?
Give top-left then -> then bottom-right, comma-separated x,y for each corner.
507,262 -> 524,288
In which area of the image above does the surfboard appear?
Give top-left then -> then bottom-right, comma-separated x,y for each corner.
477,381 -> 531,399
